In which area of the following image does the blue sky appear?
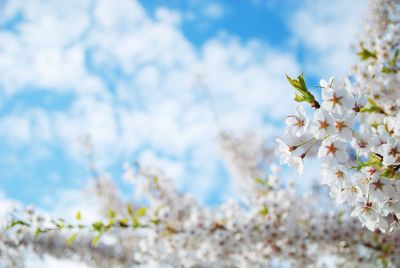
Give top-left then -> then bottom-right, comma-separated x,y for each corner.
0,0 -> 367,210
141,0 -> 292,46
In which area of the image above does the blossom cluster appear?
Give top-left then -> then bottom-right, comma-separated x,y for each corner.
4,158 -> 400,268
278,0 -> 400,233
1,130 -> 400,267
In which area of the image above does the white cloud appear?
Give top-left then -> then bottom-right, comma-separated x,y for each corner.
93,0 -> 147,29
248,0 -> 367,77
155,7 -> 183,26
289,0 -> 367,77
0,0 -> 301,197
0,0 -> 367,205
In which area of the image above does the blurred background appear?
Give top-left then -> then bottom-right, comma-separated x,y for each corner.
0,0 -> 366,213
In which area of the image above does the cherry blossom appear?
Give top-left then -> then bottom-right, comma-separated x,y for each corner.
275,138 -> 304,175
275,138 -> 294,165
321,164 -> 349,188
311,108 -> 336,139
331,111 -> 355,141
317,137 -> 349,163
285,106 -> 309,137
376,137 -> 400,165
351,203 -> 388,232
351,128 -> 373,157
319,77 -> 335,91
321,86 -> 353,115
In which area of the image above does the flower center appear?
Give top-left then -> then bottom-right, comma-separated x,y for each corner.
325,143 -> 337,155
389,147 -> 398,157
358,140 -> 367,149
350,186 -> 358,193
330,94 -> 343,105
295,118 -> 304,127
335,170 -> 344,178
372,179 -> 384,191
318,120 -> 329,129
335,120 -> 347,131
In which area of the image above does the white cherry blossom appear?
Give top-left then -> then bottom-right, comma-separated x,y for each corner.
318,137 -> 349,163
275,138 -> 293,165
321,87 -> 353,115
351,128 -> 372,157
368,175 -> 396,201
275,139 -> 304,175
285,106 -> 309,137
311,109 -> 335,139
290,155 -> 304,175
319,77 -> 335,90
376,137 -> 400,165
369,125 -> 390,153
381,199 -> 400,218
331,183 -> 360,206
321,164 -> 350,188
351,204 -> 388,232
331,111 -> 355,141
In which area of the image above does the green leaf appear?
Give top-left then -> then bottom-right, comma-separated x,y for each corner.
136,207 -> 147,217
298,74 -> 308,91
118,218 -> 129,227
91,233 -> 101,247
381,48 -> 400,74
380,255 -> 389,268
381,166 -> 397,179
92,221 -> 104,232
255,178 -> 265,185
286,74 -> 303,92
368,98 -> 378,107
8,220 -> 29,229
354,153 -> 382,171
294,93 -> 303,102
370,122 -> 379,129
127,204 -> 134,217
382,66 -> 393,74
286,73 -> 317,106
67,232 -> 78,247
259,207 -> 269,216
76,211 -> 81,221
389,48 -> 400,67
150,218 -> 160,225
133,217 -> 140,228
107,218 -> 115,228
34,228 -> 42,237
359,98 -> 384,114
357,43 -> 377,61
108,210 -> 116,219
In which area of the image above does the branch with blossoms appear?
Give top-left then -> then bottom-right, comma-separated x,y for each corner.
278,0 -> 400,234
4,160 -> 400,268
279,73 -> 400,232
0,131 -> 399,267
